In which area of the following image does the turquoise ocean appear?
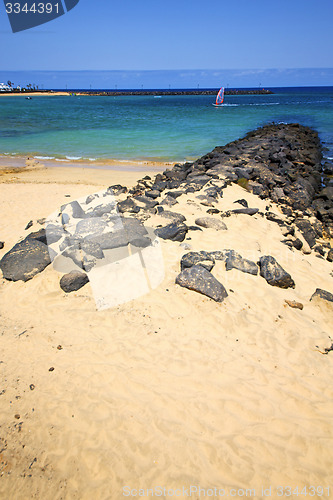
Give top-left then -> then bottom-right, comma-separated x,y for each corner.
0,87 -> 332,164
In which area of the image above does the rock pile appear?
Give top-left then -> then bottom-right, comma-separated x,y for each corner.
1,123 -> 332,305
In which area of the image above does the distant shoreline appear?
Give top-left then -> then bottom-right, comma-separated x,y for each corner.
0,88 -> 273,97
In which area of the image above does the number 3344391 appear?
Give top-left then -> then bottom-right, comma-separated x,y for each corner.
5,3 -> 60,14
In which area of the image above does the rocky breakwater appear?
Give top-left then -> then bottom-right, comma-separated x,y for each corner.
0,123 -> 332,309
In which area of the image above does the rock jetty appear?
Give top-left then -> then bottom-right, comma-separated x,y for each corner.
77,89 -> 273,97
1,123 -> 332,306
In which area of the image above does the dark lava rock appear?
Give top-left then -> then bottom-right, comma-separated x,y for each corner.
107,184 -> 128,195
295,218 -> 317,248
155,222 -> 188,242
44,224 -> 64,245
259,255 -> 295,289
226,251 -> 258,275
234,199 -> 248,208
89,231 -> 129,250
158,211 -> 186,223
310,288 -> 333,303
61,201 -> 86,221
60,271 -> 89,293
75,218 -> 108,239
209,250 -> 232,261
86,203 -> 115,218
0,239 -> 51,282
291,238 -> 303,250
145,190 -> 160,199
80,240 -> 104,259
159,195 -> 178,207
316,186 -> 333,201
186,175 -> 211,190
180,251 -> 215,272
313,244 -> 326,257
231,208 -> 259,216
133,195 -> 158,209
195,217 -> 227,230
175,265 -> 228,302
25,220 -> 33,230
25,228 -> 48,245
206,208 -> 220,215
0,241 -> 4,250
88,217 -> 148,250
327,249 -> 333,262
165,190 -> 184,199
117,198 -> 140,214
86,194 -> 96,204
152,181 -> 168,192
265,212 -> 285,225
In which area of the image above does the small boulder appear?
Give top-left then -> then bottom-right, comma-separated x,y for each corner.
155,222 -> 188,242
226,251 -> 258,275
86,202 -> 116,218
234,199 -> 248,208
176,265 -> 228,302
295,218 -> 317,248
60,271 -> 89,293
145,190 -> 160,199
231,208 -> 259,216
310,288 -> 333,303
180,251 -> 215,271
259,255 -> 295,289
107,184 -> 128,195
75,218 -> 108,239
117,198 -> 140,214
195,217 -> 227,230
0,241 -> 4,250
0,238 -> 51,282
159,196 -> 178,207
158,211 -> 186,223
165,190 -> 184,199
61,201 -> 86,223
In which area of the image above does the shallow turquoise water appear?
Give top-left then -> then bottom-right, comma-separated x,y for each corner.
0,87 -> 332,162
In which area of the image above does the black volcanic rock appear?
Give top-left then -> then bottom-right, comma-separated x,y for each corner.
60,271 -> 89,293
0,238 -> 51,282
176,265 -> 228,302
259,255 -> 295,288
180,251 -> 215,271
295,218 -> 317,248
226,251 -> 258,275
310,288 -> 333,303
231,208 -> 259,216
155,222 -> 188,242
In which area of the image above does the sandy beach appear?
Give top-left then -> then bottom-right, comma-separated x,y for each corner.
0,136 -> 332,500
0,92 -> 71,97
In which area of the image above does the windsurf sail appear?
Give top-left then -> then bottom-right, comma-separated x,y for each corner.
215,86 -> 225,106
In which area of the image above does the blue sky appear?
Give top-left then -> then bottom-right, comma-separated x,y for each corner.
0,0 -> 332,87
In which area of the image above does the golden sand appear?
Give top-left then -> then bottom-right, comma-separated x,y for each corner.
0,163 -> 332,499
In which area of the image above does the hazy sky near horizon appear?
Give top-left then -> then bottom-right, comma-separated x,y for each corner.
0,0 -> 332,86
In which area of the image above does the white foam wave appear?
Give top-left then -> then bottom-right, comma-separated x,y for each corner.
247,103 -> 279,106
66,156 -> 82,160
34,155 -> 55,160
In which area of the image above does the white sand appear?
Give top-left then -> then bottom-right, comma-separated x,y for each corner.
0,165 -> 332,499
